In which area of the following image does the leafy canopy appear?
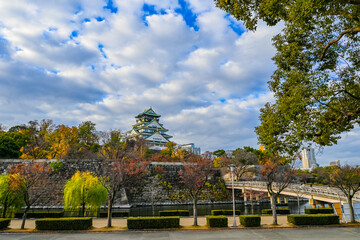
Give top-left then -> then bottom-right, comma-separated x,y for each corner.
64,171 -> 107,216
215,0 -> 360,154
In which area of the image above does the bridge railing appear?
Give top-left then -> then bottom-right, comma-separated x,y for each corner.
227,181 -> 360,202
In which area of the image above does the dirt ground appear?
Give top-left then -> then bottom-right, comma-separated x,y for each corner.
8,215 -> 289,230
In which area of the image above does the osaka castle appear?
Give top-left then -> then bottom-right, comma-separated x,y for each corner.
128,107 -> 173,150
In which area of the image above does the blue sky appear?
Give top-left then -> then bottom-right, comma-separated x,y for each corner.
0,0 -> 358,166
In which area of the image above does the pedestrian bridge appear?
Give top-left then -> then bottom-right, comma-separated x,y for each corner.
225,181 -> 360,204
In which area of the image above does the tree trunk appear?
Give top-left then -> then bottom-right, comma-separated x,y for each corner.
82,202 -> 86,217
193,198 -> 198,226
21,205 -> 30,229
2,195 -> 8,218
347,195 -> 355,223
297,195 -> 300,214
271,195 -> 277,225
106,197 -> 113,228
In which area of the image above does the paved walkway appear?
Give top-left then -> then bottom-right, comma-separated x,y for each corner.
1,228 -> 360,240
8,216 -> 289,229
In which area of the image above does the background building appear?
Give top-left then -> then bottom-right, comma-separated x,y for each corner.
301,147 -> 317,169
329,160 -> 341,166
178,143 -> 201,155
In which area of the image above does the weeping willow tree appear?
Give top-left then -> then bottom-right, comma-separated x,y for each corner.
64,171 -> 107,217
0,174 -> 24,218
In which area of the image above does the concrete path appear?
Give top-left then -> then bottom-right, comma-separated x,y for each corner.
1,228 -> 360,240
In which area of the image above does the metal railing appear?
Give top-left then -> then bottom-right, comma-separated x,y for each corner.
226,181 -> 360,202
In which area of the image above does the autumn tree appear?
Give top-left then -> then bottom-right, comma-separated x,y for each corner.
259,156 -> 296,225
0,174 -> 24,218
328,165 -> 360,223
8,162 -> 51,229
98,130 -> 149,228
47,125 -> 79,159
215,1 -> 360,155
228,148 -> 259,180
19,120 -> 55,160
176,156 -> 214,226
64,171 -> 107,217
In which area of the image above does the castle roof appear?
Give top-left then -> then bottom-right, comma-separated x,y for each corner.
135,107 -> 161,118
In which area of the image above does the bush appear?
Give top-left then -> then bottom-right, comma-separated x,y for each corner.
206,216 -> 228,227
240,215 -> 261,227
99,211 -> 129,218
127,217 -> 180,229
304,208 -> 333,214
211,210 -> 241,216
0,219 -> 11,230
15,212 -> 64,219
261,208 -> 290,215
287,214 -> 339,225
159,210 -> 190,216
35,217 -> 93,230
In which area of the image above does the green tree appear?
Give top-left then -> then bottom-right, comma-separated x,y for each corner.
213,149 -> 226,157
64,171 -> 107,217
78,121 -> 99,152
0,132 -> 28,159
215,0 -> 360,154
0,174 -> 24,218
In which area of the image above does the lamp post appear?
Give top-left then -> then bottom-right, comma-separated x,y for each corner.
230,165 -> 236,227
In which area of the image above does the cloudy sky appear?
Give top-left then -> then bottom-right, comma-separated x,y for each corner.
0,0 -> 358,166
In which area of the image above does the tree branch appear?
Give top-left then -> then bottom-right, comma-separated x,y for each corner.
320,27 -> 360,60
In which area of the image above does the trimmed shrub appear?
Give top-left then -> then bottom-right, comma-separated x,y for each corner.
35,217 -> 93,230
0,219 -> 11,230
287,214 -> 339,225
304,208 -> 333,214
127,217 -> 180,229
15,212 -> 64,219
159,210 -> 190,216
206,216 -> 228,227
261,208 -> 290,215
99,211 -> 129,218
240,215 -> 261,227
211,210 -> 241,216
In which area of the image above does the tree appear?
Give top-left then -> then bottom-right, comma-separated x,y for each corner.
0,132 -> 28,159
48,125 -> 79,159
259,156 -> 296,225
19,120 -> 55,160
98,130 -> 149,228
78,121 -> 99,152
228,148 -> 259,180
0,174 -> 24,218
64,171 -> 107,217
328,165 -> 360,223
8,162 -> 51,229
213,149 -> 226,157
177,156 -> 214,226
215,1 -> 360,155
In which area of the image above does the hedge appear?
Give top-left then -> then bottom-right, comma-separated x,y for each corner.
206,216 -> 228,227
211,210 -> 241,216
35,217 -> 93,230
127,217 -> 180,229
304,208 -> 333,214
15,212 -> 64,219
99,211 -> 129,218
261,208 -> 290,215
287,214 -> 339,225
159,210 -> 190,216
0,219 -> 11,230
240,215 -> 261,227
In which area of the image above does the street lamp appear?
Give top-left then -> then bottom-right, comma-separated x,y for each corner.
230,164 -> 236,227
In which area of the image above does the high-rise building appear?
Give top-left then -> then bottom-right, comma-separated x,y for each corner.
128,107 -> 173,150
301,147 -> 317,169
330,160 -> 340,166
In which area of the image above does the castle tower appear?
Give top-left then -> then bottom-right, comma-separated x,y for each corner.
301,147 -> 317,169
128,107 -> 172,150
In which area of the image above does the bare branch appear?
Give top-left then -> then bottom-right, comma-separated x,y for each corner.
320,27 -> 360,60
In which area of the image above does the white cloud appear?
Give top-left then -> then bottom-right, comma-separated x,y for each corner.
0,0 -> 357,165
